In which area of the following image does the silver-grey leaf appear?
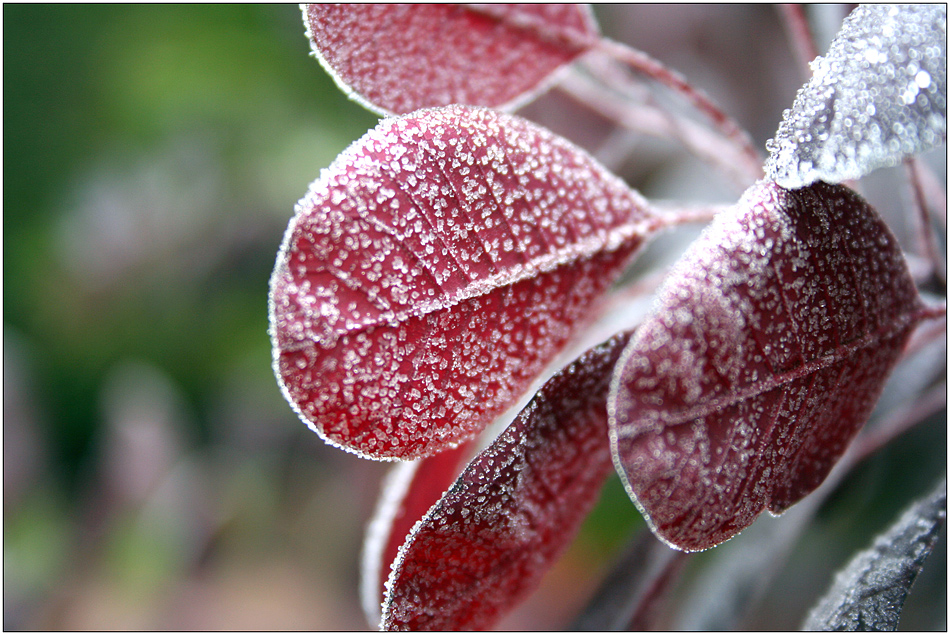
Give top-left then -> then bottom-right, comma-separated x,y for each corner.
801,477 -> 947,631
766,4 -> 947,189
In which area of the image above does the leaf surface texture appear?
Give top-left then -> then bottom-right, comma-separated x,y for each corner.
766,4 -> 947,188
381,331 -> 632,630
609,180 -> 926,551
802,478 -> 947,631
303,4 -> 598,115
269,105 -> 654,460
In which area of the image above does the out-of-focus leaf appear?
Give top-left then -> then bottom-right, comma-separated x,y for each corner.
802,477 -> 947,631
381,331 -> 632,631
766,4 -> 947,189
608,180 -> 928,552
360,443 -> 471,627
302,4 -> 598,116
269,105 -> 656,461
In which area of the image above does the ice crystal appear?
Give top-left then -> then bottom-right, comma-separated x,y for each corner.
269,105 -> 655,460
608,180 -> 927,552
302,4 -> 598,116
766,4 -> 947,188
802,478 -> 947,631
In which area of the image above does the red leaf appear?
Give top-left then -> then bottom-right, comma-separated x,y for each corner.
302,4 -> 599,115
269,105 -> 656,460
608,180 -> 928,552
381,331 -> 633,631
361,443 -> 472,626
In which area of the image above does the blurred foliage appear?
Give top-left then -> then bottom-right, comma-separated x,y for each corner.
5,4 -> 376,484
3,4 -> 944,631
4,5 -> 380,629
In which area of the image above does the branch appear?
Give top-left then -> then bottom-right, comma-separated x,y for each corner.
777,5 -> 819,79
594,38 -> 765,177
559,66 -> 760,189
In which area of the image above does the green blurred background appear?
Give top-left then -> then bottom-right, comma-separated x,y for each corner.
4,5 -> 945,630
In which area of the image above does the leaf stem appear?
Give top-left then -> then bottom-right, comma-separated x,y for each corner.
626,549 -> 689,630
851,381 -> 947,466
905,158 -> 947,287
570,527 -> 688,631
559,67 -> 760,189
594,38 -> 765,179
653,203 -> 729,228
777,4 -> 819,80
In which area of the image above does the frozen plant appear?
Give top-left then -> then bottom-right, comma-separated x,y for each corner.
268,5 -> 947,630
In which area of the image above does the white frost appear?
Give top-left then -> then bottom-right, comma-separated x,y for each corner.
765,4 -> 947,188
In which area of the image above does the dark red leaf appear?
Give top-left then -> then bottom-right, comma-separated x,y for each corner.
360,443 -> 472,626
269,105 -> 656,460
608,180 -> 928,552
302,4 -> 599,115
381,331 -> 633,631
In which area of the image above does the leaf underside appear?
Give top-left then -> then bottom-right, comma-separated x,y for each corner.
766,4 -> 948,188
269,105 -> 654,460
609,180 -> 926,552
303,4 -> 599,116
381,331 -> 633,631
802,477 -> 947,631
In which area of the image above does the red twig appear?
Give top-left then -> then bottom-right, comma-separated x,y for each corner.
626,550 -> 690,630
852,381 -> 947,466
594,38 -> 765,179
905,158 -> 947,286
777,5 -> 819,79
559,67 -> 760,189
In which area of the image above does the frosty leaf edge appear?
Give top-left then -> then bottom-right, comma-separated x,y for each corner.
765,4 -> 947,189
301,4 -> 599,117
608,180 -> 930,552
268,104 -> 659,460
381,330 -> 632,630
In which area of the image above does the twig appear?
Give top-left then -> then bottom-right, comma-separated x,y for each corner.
777,5 -> 819,79
626,550 -> 689,630
594,38 -> 765,178
559,67 -> 760,189
905,158 -> 947,286
901,306 -> 947,359
570,527 -> 688,631
851,381 -> 947,466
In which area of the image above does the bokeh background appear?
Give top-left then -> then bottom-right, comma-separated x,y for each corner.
4,5 -> 945,630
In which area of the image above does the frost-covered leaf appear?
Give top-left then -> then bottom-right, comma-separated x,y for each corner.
672,330 -> 948,629
302,4 -> 599,116
608,180 -> 928,552
269,105 -> 656,460
766,4 -> 947,189
381,331 -> 632,631
360,443 -> 471,626
802,477 -> 947,631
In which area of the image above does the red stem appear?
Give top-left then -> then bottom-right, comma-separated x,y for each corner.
905,158 -> 947,286
852,381 -> 946,466
559,68 -> 760,189
595,38 -> 765,178
777,5 -> 819,79
626,550 -> 690,630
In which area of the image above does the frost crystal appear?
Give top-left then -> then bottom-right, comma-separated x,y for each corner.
765,4 -> 947,188
303,4 -> 598,116
608,180 -> 927,552
269,105 -> 654,461
381,332 -> 631,631
802,478 -> 947,631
